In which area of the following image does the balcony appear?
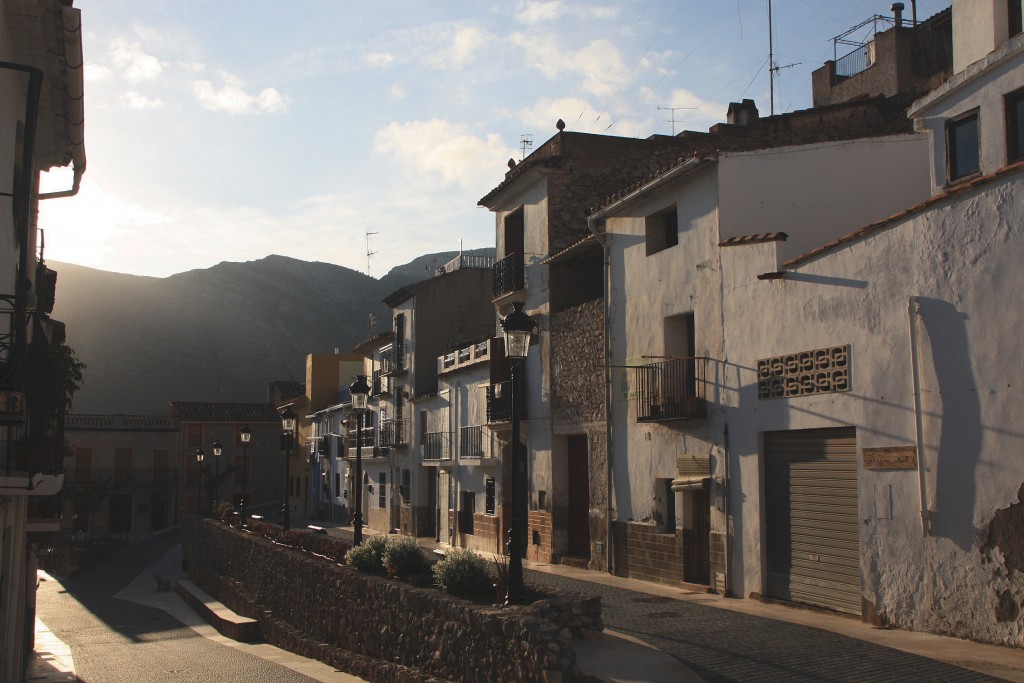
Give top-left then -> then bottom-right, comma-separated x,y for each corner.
65,467 -> 181,487
492,252 -> 524,299
634,357 -> 708,422
487,380 -> 521,423
346,430 -> 374,452
459,425 -> 499,462
380,418 -> 407,448
421,431 -> 451,462
380,343 -> 406,375
436,253 -> 496,276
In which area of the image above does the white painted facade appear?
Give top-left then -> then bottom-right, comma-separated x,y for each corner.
713,10 -> 1024,645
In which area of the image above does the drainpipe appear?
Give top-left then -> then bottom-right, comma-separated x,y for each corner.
40,5 -> 86,201
586,215 -> 615,575
908,296 -> 931,536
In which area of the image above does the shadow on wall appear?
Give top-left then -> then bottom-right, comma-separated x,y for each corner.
918,297 -> 981,552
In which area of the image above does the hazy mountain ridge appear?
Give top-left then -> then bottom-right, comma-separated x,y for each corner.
50,248 -> 494,414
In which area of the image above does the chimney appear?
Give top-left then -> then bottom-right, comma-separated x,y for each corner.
726,99 -> 760,126
892,2 -> 905,28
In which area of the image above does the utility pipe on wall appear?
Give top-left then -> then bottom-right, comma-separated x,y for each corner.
908,296 -> 931,536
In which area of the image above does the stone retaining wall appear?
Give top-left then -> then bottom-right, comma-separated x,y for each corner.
184,517 -> 602,683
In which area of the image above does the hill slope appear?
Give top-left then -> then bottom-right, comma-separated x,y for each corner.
50,249 -> 493,414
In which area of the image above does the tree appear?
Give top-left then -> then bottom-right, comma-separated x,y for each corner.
49,342 -> 85,413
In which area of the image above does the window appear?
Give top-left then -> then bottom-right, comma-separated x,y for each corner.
947,110 -> 980,181
1010,0 -> 1022,39
645,206 -> 678,255
378,472 -> 386,508
401,469 -> 411,505
485,477 -> 496,515
186,424 -> 203,448
1007,87 -> 1024,163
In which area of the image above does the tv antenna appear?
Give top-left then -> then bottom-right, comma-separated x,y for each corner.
365,231 -> 379,278
767,0 -> 801,115
365,230 -> 379,335
657,106 -> 695,136
519,134 -> 533,160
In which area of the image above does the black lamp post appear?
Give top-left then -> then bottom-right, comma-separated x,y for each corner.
212,439 -> 223,506
195,448 -> 205,514
281,407 -> 297,531
239,424 -> 251,523
349,374 -> 371,546
500,300 -> 534,605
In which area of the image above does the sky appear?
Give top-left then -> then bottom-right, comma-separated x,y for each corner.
38,0 -> 951,279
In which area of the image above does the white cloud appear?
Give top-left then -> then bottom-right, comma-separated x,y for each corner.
178,61 -> 206,72
192,71 -> 290,115
390,83 -> 406,99
119,91 -> 164,110
373,119 -> 515,192
108,38 -> 163,83
83,63 -> 112,83
514,97 -> 592,132
447,26 -> 487,69
364,52 -> 396,68
515,1 -> 568,24
510,33 -> 628,97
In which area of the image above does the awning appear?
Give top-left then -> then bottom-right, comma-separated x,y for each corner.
671,476 -> 711,492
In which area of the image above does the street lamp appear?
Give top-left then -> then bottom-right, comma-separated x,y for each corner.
281,406 -> 297,531
349,374 -> 371,546
195,448 -> 205,514
239,424 -> 251,523
500,300 -> 534,605
212,439 -> 223,506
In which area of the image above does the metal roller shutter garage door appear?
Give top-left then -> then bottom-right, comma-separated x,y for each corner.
765,427 -> 861,615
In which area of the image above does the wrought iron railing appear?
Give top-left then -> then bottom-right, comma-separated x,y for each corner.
422,431 -> 450,461
460,425 -> 496,459
492,253 -> 524,298
635,357 -> 708,422
836,44 -> 872,77
65,467 -> 181,486
486,381 -> 514,423
381,343 -> 405,375
380,418 -> 407,447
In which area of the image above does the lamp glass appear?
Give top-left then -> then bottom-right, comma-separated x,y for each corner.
240,425 -> 251,443
196,448 -> 204,463
504,329 -> 530,359
212,440 -> 222,457
349,375 -> 371,411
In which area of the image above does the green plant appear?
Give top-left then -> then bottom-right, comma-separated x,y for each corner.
492,553 -> 509,590
382,535 -> 431,580
346,535 -> 387,574
212,500 -> 234,522
433,548 -> 493,599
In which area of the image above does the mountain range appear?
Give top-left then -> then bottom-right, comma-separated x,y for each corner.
50,249 -> 494,415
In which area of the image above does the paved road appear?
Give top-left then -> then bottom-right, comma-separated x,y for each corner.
37,529 -> 321,683
524,570 -> 1003,683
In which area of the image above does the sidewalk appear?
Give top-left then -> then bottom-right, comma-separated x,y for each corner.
310,517 -> 1024,682
27,611 -> 76,683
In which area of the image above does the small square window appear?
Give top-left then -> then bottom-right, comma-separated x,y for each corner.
1007,87 -> 1024,163
947,110 -> 980,182
645,206 -> 678,256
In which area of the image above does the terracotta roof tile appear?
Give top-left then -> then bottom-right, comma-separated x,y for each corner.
168,402 -> 281,423
719,232 -> 788,246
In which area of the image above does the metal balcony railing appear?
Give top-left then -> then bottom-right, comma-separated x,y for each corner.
381,343 -> 406,375
380,418 -> 407,447
65,467 -> 181,486
436,253 -> 496,276
634,357 -> 708,422
486,381 -> 515,423
459,425 -> 496,460
836,44 -> 872,77
493,253 -> 524,298
421,432 -> 451,461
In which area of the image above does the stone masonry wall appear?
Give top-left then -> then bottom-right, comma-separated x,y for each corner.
184,517 -> 601,683
550,299 -> 604,427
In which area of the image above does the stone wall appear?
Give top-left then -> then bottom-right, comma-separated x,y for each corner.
550,299 -> 604,427
184,517 -> 601,683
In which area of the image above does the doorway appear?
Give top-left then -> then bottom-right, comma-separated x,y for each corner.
566,435 -> 591,558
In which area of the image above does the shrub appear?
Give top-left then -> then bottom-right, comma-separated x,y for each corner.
382,536 -> 431,581
433,548 -> 493,599
212,501 -> 235,522
346,535 -> 387,574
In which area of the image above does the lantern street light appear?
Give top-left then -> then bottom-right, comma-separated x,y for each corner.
212,439 -> 223,506
499,300 -> 534,605
349,374 -> 371,546
239,424 -> 251,523
281,406 -> 297,531
195,448 -> 205,514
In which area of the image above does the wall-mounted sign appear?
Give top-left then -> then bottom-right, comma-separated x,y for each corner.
863,446 -> 917,470
0,390 -> 25,423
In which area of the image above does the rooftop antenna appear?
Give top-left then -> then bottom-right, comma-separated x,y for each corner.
365,230 -> 379,334
657,106 -> 695,136
519,134 -> 533,160
767,0 -> 800,115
